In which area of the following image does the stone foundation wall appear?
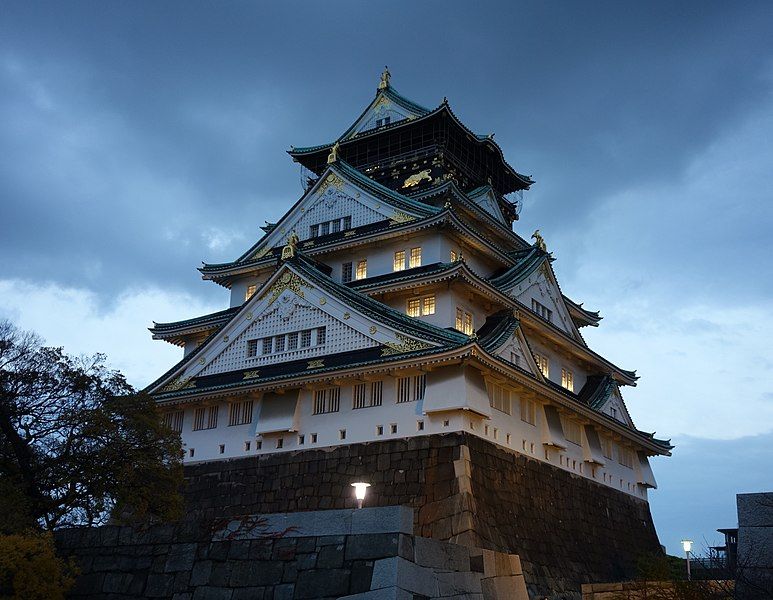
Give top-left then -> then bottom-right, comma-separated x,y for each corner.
55,506 -> 528,599
182,433 -> 663,598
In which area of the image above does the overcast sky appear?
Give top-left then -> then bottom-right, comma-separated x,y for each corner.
2,1 -> 772,556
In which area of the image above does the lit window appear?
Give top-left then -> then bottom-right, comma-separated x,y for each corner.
450,250 -> 458,262
561,369 -> 574,392
464,312 -> 474,335
534,353 -> 549,378
245,285 -> 257,301
455,308 -> 474,335
393,250 -> 406,272
228,400 -> 254,426
487,383 -> 512,414
341,262 -> 353,283
407,296 -> 435,317
532,299 -> 553,322
407,299 -> 421,317
355,259 -> 367,280
520,398 -> 536,425
409,247 -> 422,268
422,296 -> 435,315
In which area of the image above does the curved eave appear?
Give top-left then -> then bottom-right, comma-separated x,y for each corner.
200,209 -> 519,285
289,104 -> 534,191
564,295 -> 602,327
469,348 -> 671,456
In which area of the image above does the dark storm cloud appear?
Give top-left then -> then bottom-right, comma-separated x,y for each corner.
1,0 -> 772,305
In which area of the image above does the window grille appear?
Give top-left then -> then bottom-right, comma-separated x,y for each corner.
342,216 -> 352,230
275,335 -> 285,353
396,374 -> 425,403
262,338 -> 273,355
455,308 -> 474,334
422,296 -> 435,315
341,262 -> 353,283
394,250 -> 406,272
245,284 -> 257,301
396,377 -> 410,403
316,327 -> 326,345
331,220 -> 340,233
561,416 -> 581,445
532,299 -> 553,322
487,383 -> 511,414
520,398 -> 536,425
353,383 -> 367,409
464,312 -> 473,335
409,247 -> 422,268
247,339 -> 258,357
407,299 -> 421,317
300,329 -> 312,348
561,368 -> 574,392
309,224 -> 319,238
450,250 -> 458,262
455,308 -> 463,331
313,387 -> 341,414
228,400 -> 254,426
287,332 -> 298,350
320,222 -> 329,236
163,410 -> 184,433
193,406 -> 218,431
534,353 -> 549,378
371,380 -> 383,406
353,381 -> 382,409
356,259 -> 367,280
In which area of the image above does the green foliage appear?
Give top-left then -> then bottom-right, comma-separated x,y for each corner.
0,319 -> 183,531
0,531 -> 76,599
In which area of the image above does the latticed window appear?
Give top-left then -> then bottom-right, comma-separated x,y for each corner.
450,250 -> 458,262
320,222 -> 329,236
422,296 -> 435,315
245,284 -> 257,301
393,251 -> 406,272
353,383 -> 367,409
193,406 -> 218,431
396,374 -> 425,403
262,338 -> 273,355
487,383 -> 511,414
287,332 -> 298,350
316,327 -> 326,345
246,339 -> 258,358
275,335 -> 286,353
455,308 -> 473,334
561,416 -> 582,445
331,220 -> 340,233
313,387 -> 341,414
407,299 -> 421,317
342,216 -> 352,230
353,381 -> 383,409
228,400 -> 254,426
409,247 -> 422,268
561,368 -> 574,392
618,446 -> 634,469
300,329 -> 312,348
371,380 -> 383,406
162,410 -> 184,433
341,262 -> 353,283
355,259 -> 367,280
534,353 -> 549,378
407,295 -> 434,317
531,299 -> 553,322
520,398 -> 536,425
309,224 -> 319,238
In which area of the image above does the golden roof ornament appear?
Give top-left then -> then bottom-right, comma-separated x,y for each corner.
281,231 -> 299,260
378,66 -> 391,90
531,229 -> 547,252
327,141 -> 340,165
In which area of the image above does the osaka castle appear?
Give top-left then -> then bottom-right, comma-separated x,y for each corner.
146,70 -> 671,591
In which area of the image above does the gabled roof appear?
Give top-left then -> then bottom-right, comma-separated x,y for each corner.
488,246 -> 550,290
149,251 -> 470,398
198,160 -> 438,277
289,101 -> 534,194
563,295 -> 602,327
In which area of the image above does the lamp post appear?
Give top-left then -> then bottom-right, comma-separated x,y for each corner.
351,482 -> 371,509
681,539 -> 693,581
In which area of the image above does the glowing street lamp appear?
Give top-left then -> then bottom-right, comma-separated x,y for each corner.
681,539 -> 693,581
351,482 -> 371,509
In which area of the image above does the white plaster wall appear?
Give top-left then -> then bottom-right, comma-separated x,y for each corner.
173,367 -> 650,499
230,274 -> 269,308
528,340 -> 589,393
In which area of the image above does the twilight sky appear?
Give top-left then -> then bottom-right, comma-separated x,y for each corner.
2,1 -> 772,555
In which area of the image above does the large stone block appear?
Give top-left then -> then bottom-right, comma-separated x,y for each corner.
295,568 -> 351,598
